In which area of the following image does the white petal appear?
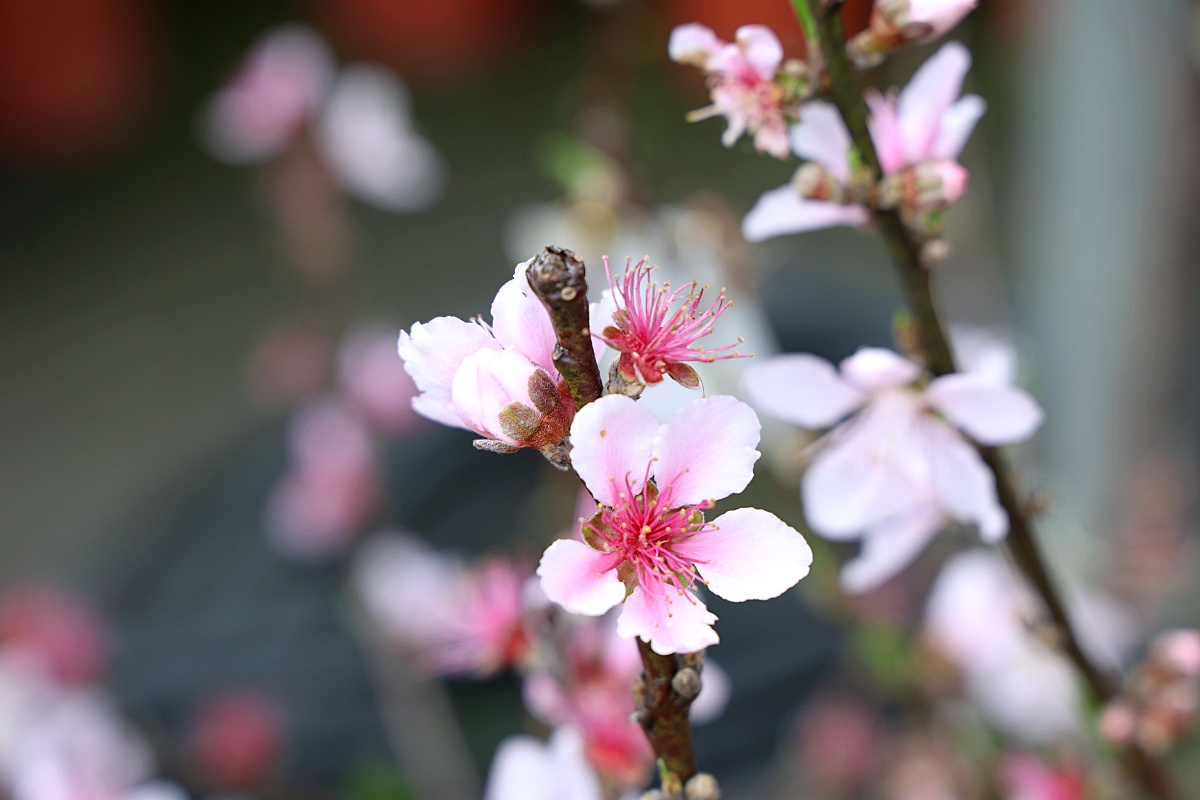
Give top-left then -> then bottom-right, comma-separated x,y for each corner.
923,419 -> 1008,540
839,503 -> 943,593
652,395 -> 761,506
491,261 -> 558,374
925,373 -> 1043,445
316,66 -> 446,212
398,316 -> 499,427
791,101 -> 854,181
734,25 -> 784,78
483,729 -> 602,800
802,392 -> 930,538
668,23 -> 722,66
589,288 -> 618,363
537,540 -> 625,617
616,586 -> 718,656
741,354 -> 865,429
569,395 -> 658,506
838,347 -> 922,391
897,42 -> 971,162
931,94 -> 986,160
742,186 -> 869,242
678,508 -> 812,602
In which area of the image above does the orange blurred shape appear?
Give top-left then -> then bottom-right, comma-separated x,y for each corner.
307,0 -> 539,82
0,0 -> 160,170
659,0 -> 873,58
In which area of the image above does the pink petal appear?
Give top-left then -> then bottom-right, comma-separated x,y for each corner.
734,25 -> 784,79
839,502 -> 943,593
569,395 -> 658,507
923,418 -> 1008,541
678,508 -> 812,602
450,348 -> 540,442
652,395 -> 761,506
316,66 -> 447,212
866,91 -> 906,175
741,354 -> 865,429
909,0 -> 979,33
802,392 -> 930,538
838,347 -> 922,392
931,94 -> 985,161
668,23 -> 723,67
616,586 -> 719,656
742,186 -> 869,242
398,316 -> 499,428
537,540 -> 625,617
925,373 -> 1043,445
896,42 -> 971,163
491,262 -> 558,375
791,102 -> 854,181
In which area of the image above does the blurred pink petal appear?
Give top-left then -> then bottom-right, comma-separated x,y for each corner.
337,325 -> 425,436
483,728 -> 603,800
790,101 -> 854,182
741,354 -> 866,429
742,186 -> 869,242
0,587 -> 106,687
191,692 -> 283,790
925,372 -> 1044,446
202,25 -> 334,163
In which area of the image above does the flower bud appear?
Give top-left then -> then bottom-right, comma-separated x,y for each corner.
451,348 -> 572,450
792,162 -> 844,203
849,0 -> 978,66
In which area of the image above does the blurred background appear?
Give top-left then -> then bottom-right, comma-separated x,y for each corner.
2,0 -> 1200,797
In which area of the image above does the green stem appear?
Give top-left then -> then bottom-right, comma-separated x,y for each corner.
795,2 -> 1186,798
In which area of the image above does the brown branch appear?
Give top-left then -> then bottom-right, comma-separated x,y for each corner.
527,245 -> 704,792
798,3 -> 1186,798
526,246 -> 604,412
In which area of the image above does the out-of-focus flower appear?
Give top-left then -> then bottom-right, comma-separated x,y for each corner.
202,25 -> 334,164
669,23 -> 792,158
483,728 -> 604,800
191,691 -> 284,790
926,550 -> 1132,744
849,0 -> 978,68
247,319 -> 334,408
538,394 -> 812,655
594,256 -> 747,391
356,536 -> 533,677
794,694 -> 883,794
523,618 -> 652,789
265,399 -> 381,560
201,25 -> 445,213
742,347 -> 1041,592
314,65 -> 447,212
398,262 -> 582,459
999,752 -> 1086,800
0,587 -> 106,686
9,688 -> 154,800
743,43 -> 984,241
1100,628 -> 1200,754
337,325 -> 424,436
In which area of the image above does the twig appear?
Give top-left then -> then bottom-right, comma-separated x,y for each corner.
796,3 -> 1186,798
528,246 -> 704,792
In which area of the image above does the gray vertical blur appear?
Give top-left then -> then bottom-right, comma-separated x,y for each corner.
1013,0 -> 1197,535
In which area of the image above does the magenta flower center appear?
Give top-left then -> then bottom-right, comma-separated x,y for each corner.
586,473 -> 712,597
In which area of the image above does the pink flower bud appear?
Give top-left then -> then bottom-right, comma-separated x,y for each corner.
451,349 -> 571,449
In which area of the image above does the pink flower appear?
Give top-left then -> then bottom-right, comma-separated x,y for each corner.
999,753 -> 1086,800
202,25 -> 334,164
742,347 -> 1041,592
0,587 -> 106,687
743,43 -> 984,241
398,262 -> 584,456
483,728 -> 604,800
669,24 -> 791,159
1100,628 -> 1200,753
594,257 -> 747,389
537,395 -> 812,655
356,536 -> 532,677
336,325 -> 425,436
850,0 -> 979,68
190,692 -> 283,790
264,400 -> 380,561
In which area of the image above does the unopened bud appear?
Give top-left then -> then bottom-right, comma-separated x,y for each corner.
792,162 -> 843,203
920,239 -> 950,269
672,667 -> 701,699
685,773 -> 721,800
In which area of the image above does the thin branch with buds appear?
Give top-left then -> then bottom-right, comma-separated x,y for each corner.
795,2 -> 1185,798
525,245 -> 706,797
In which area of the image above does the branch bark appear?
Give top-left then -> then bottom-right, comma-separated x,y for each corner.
798,3 -> 1185,798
